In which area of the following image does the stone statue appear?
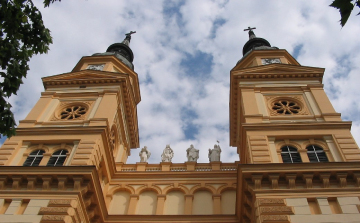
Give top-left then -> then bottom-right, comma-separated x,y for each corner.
161,145 -> 174,162
208,144 -> 221,162
139,146 -> 151,162
186,144 -> 199,162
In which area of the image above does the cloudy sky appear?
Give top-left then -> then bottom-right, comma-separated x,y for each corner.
4,0 -> 360,164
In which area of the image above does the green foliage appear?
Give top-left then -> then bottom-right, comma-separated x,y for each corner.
0,0 -> 54,138
330,0 -> 360,26
43,0 -> 60,8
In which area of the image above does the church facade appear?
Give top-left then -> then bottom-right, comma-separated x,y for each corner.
0,30 -> 360,223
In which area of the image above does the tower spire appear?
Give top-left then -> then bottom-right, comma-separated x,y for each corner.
121,31 -> 136,46
93,31 -> 137,70
244,26 -> 256,39
241,26 -> 274,56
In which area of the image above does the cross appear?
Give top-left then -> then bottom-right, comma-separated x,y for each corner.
244,27 -> 256,32
125,31 -> 136,37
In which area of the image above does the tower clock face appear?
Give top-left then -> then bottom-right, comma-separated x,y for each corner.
261,58 -> 281,65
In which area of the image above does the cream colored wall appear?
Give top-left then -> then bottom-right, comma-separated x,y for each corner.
221,190 -> 236,214
164,191 -> 185,215
192,191 -> 213,215
238,79 -> 341,123
324,136 -> 342,161
109,191 -> 130,215
106,181 -> 237,216
20,85 -> 123,127
0,199 -> 49,223
135,191 -> 157,215
268,137 -> 279,163
287,197 -> 360,223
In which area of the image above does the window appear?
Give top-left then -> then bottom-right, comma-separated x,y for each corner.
23,150 -> 45,166
46,149 -> 68,166
59,105 -> 87,120
271,99 -> 301,115
306,145 -> 328,162
280,145 -> 302,163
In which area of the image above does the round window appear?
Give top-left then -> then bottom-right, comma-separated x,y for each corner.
59,104 -> 88,120
271,99 -> 301,115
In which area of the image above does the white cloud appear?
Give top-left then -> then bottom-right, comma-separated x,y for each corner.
6,0 -> 360,164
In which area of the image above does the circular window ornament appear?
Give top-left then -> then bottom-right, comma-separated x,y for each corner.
271,99 -> 301,115
56,103 -> 89,120
266,96 -> 308,116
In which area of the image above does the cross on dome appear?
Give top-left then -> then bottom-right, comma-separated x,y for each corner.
244,26 -> 256,39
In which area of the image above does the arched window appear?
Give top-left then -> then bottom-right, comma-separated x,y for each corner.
306,145 -> 328,162
46,149 -> 68,166
23,150 -> 45,166
281,145 -> 302,163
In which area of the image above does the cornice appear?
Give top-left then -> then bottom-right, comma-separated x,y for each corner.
231,63 -> 324,81
241,121 -> 353,131
112,170 -> 237,180
0,166 -> 107,222
237,162 -> 360,172
236,162 -> 360,222
43,69 -> 127,83
15,125 -> 108,135
0,165 -> 96,173
105,215 -> 238,223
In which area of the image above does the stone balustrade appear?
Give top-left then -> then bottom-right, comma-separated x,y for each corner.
115,162 -> 238,172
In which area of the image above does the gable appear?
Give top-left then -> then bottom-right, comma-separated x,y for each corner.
231,63 -> 325,76
42,70 -> 127,82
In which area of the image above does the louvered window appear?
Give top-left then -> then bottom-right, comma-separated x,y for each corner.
23,150 -> 45,166
281,146 -> 302,163
46,149 -> 68,166
306,145 -> 328,162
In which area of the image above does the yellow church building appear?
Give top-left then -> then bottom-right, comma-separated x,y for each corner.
1,29 -> 360,223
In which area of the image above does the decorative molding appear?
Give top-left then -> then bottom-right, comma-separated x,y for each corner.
41,215 -> 71,221
259,206 -> 294,215
51,101 -> 94,121
258,199 -> 285,206
39,207 -> 74,215
87,64 -> 105,71
265,95 -> 309,116
48,199 -> 77,208
235,72 -> 323,80
261,215 -> 289,222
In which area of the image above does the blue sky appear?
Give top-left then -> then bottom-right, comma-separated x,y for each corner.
4,0 -> 360,163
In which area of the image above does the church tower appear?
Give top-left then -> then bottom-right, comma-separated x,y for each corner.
0,32 -> 142,222
232,28 -> 360,223
1,28 -> 360,223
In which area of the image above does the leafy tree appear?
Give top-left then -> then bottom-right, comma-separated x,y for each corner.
330,0 -> 360,26
0,0 -> 59,138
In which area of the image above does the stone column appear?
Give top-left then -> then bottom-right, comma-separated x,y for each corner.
40,153 -> 51,166
298,148 -> 309,162
184,195 -> 193,214
127,195 -> 139,214
156,195 -> 166,215
213,195 -> 221,214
